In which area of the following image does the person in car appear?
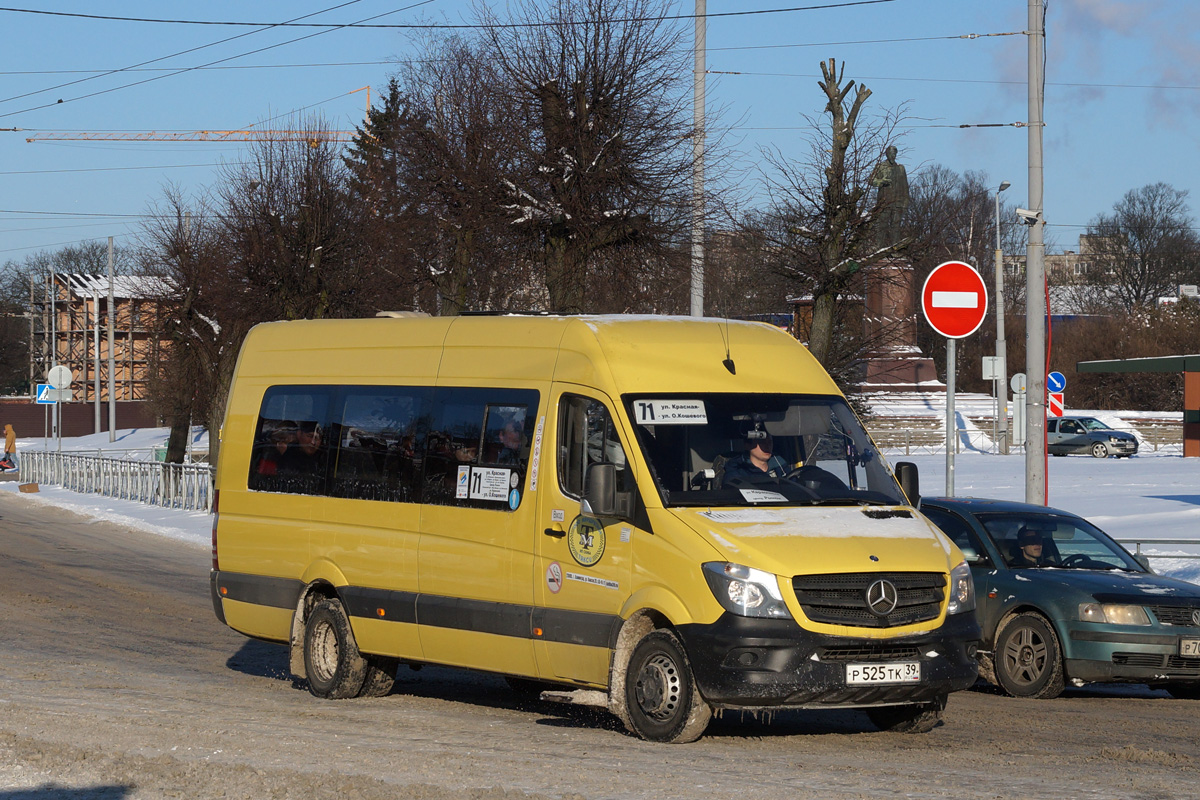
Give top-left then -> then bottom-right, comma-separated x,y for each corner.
1011,526 -> 1053,567
721,431 -> 786,486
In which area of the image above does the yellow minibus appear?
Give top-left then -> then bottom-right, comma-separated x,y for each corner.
211,314 -> 979,742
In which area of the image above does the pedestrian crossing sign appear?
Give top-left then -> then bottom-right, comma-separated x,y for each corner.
35,383 -> 56,404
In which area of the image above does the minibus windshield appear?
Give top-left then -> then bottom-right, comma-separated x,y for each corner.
624,393 -> 905,508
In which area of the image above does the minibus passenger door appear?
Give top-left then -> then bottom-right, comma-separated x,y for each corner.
534,390 -> 635,684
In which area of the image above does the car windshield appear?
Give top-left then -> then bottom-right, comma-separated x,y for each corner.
1077,417 -> 1112,431
623,393 -> 906,508
976,512 -> 1143,571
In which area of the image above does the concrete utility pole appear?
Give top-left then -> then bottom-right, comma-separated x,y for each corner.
107,236 -> 116,440
995,180 -> 1011,454
689,0 -> 705,317
1025,0 -> 1047,504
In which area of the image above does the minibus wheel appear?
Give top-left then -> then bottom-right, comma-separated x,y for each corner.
358,657 -> 398,698
303,598 -> 368,699
622,630 -> 711,743
866,694 -> 946,733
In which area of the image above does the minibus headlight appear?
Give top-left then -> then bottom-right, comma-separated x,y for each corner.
946,560 -> 976,615
702,562 -> 792,619
1078,603 -> 1150,626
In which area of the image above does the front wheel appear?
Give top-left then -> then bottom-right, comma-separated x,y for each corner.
1165,683 -> 1200,700
621,630 -> 711,743
303,598 -> 369,699
866,694 -> 946,733
1091,442 -> 1110,458
994,612 -> 1065,699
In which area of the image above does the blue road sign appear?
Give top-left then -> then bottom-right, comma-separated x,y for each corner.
35,383 -> 56,404
1047,371 -> 1067,393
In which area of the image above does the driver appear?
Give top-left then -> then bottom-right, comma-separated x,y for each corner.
1012,527 -> 1051,567
721,431 -> 787,486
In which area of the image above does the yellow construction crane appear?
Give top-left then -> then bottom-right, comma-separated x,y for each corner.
15,87 -> 369,146
20,129 -> 355,145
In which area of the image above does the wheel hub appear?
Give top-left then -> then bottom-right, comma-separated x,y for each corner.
634,654 -> 681,721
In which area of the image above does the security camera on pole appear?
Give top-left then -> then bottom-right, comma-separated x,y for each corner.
921,261 -> 989,496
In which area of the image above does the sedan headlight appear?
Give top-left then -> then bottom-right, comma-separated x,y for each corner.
946,560 -> 976,615
1079,603 -> 1151,625
702,562 -> 792,619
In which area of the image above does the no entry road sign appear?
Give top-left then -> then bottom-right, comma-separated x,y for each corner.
921,260 -> 989,339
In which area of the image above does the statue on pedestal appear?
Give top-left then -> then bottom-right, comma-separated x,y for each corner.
869,145 -> 909,249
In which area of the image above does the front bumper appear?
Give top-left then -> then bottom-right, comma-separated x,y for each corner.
1067,628 -> 1200,684
676,611 -> 980,709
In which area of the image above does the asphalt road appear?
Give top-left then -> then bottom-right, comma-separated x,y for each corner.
1,492 -> 1197,800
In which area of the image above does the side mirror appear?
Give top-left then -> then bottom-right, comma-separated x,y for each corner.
584,463 -> 618,517
895,461 -> 920,508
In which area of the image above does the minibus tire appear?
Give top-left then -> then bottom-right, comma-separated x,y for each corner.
303,598 -> 368,699
358,657 -> 399,698
622,630 -> 711,743
866,694 -> 946,733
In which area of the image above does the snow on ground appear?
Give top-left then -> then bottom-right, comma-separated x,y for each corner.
2,425 -> 1198,583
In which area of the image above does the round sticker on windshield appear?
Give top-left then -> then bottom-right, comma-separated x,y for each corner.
567,515 -> 606,567
509,489 -> 520,510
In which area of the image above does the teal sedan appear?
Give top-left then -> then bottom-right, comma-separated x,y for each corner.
920,497 -> 1200,699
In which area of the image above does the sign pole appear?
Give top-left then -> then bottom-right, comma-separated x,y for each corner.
920,260 -> 989,499
946,338 -> 956,496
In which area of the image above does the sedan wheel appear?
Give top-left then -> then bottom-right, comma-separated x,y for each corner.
994,612 -> 1065,699
1090,442 -> 1110,459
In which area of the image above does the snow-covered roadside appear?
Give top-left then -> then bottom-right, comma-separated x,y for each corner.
4,427 -> 1199,584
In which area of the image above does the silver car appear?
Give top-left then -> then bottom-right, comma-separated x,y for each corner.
1047,416 -> 1138,459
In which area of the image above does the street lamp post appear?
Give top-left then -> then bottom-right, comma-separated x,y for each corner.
995,180 -> 1011,454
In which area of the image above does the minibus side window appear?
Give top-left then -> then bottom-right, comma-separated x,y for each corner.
558,395 -> 631,499
328,387 -> 432,503
424,387 -> 539,510
248,386 -> 332,496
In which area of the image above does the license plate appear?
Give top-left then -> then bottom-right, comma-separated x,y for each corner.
1182,639 -> 1200,657
846,662 -> 921,685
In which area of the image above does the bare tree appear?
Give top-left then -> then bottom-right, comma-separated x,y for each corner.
1081,183 -> 1199,312
755,59 -> 906,380
477,0 -> 699,312
217,115 -> 379,323
138,187 -> 241,464
346,37 -> 530,315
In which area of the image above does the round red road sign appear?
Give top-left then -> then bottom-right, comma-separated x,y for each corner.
920,260 -> 989,339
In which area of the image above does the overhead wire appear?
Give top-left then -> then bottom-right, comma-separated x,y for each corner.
0,1 -> 896,28
0,0 -> 371,107
0,0 -> 435,120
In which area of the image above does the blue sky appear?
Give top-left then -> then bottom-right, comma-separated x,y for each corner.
1,0 -> 1197,264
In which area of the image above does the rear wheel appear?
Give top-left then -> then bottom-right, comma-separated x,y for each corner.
303,598 -> 368,699
621,630 -> 711,743
1091,442 -> 1110,459
994,612 -> 1065,699
867,694 -> 946,733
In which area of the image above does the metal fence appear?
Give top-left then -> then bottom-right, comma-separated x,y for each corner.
1115,539 -> 1200,562
871,429 -> 1185,457
18,451 -> 215,513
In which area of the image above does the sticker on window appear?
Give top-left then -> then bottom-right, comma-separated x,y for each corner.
738,489 -> 787,504
467,466 -> 514,502
632,400 -> 707,425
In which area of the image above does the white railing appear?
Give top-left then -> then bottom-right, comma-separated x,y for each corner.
18,451 -> 215,513
871,429 -> 1184,457
1115,538 -> 1200,561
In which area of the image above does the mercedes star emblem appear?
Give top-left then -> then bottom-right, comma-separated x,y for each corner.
865,579 -> 899,617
